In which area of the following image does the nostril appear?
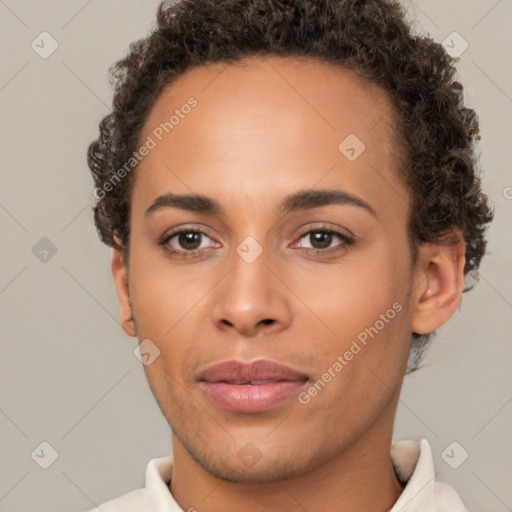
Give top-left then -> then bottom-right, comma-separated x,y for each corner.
261,319 -> 275,325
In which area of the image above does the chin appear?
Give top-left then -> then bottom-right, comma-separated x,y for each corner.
180,433 -> 320,484
197,456 -> 311,484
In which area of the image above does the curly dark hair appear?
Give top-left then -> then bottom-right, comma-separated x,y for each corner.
87,0 -> 493,371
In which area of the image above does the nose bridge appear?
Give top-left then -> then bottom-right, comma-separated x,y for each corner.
211,239 -> 291,335
230,244 -> 271,301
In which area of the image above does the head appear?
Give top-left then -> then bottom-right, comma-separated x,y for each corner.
88,0 -> 493,484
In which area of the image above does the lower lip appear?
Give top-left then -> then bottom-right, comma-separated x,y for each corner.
200,380 -> 307,413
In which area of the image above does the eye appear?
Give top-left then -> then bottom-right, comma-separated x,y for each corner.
160,228 -> 220,256
293,225 -> 354,254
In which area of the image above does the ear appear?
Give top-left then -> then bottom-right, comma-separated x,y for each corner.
111,235 -> 137,337
411,231 -> 466,335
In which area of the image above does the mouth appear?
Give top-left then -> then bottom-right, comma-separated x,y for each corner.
197,359 -> 309,413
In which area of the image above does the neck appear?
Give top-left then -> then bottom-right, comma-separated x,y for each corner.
169,400 -> 405,512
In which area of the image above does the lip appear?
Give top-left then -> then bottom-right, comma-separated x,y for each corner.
198,359 -> 309,413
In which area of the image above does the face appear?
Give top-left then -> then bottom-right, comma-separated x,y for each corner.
115,56 -> 422,483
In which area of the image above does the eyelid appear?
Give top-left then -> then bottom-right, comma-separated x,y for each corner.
158,225 -> 221,258
289,223 -> 355,254
159,224 -> 216,244
159,222 -> 354,258
294,222 -> 354,240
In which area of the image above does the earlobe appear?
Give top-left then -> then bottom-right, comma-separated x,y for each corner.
411,233 -> 466,335
111,236 -> 137,337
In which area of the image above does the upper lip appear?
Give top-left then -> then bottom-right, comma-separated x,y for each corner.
197,359 -> 309,383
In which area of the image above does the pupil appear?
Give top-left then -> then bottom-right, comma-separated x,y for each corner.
179,232 -> 201,250
311,231 -> 331,249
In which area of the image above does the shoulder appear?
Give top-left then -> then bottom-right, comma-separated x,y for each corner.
82,488 -> 146,512
390,438 -> 469,511
81,455 -> 175,512
433,481 -> 469,512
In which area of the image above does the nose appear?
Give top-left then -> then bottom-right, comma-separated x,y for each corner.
211,248 -> 292,337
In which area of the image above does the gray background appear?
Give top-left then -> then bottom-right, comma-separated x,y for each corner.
0,0 -> 511,511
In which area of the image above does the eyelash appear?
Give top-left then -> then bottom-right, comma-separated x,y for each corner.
293,224 -> 354,255
159,224 -> 354,259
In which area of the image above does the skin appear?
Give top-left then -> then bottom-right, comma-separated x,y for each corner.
111,55 -> 466,512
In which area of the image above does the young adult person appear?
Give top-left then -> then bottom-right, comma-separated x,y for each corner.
85,0 -> 493,510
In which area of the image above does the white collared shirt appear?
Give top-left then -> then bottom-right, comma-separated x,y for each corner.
84,439 -> 468,511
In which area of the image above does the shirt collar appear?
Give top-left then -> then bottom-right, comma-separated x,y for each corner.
390,438 -> 437,511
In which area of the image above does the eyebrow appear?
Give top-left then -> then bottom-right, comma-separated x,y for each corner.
145,189 -> 377,218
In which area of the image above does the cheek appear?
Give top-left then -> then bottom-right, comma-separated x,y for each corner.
128,249 -> 209,375
292,251 -> 407,342
288,239 -> 413,394
128,244 -> 201,336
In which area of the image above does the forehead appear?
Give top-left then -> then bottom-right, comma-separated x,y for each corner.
131,55 -> 408,222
